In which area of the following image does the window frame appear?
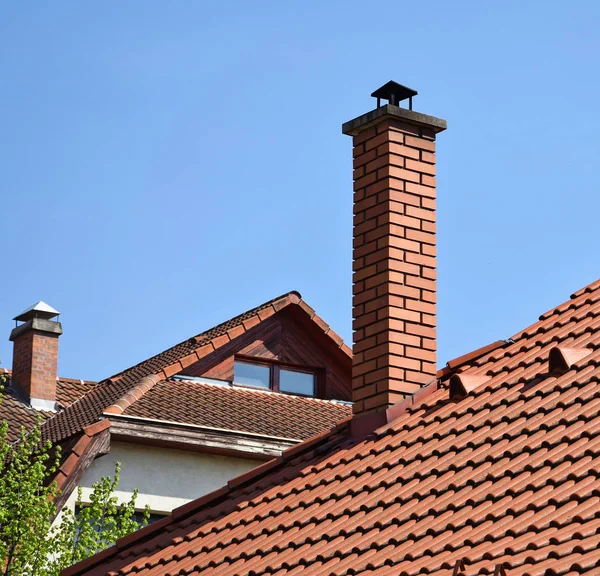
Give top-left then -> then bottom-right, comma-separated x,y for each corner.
234,355 -> 322,398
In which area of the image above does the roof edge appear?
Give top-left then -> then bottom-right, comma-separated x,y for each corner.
53,419 -> 111,513
107,291 -> 304,383
445,340 -> 507,371
105,411 -> 303,443
292,298 -> 352,358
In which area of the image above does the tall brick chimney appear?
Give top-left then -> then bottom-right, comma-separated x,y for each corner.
342,81 -> 447,417
10,301 -> 62,411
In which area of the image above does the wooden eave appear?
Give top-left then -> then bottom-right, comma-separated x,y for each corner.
106,413 -> 298,460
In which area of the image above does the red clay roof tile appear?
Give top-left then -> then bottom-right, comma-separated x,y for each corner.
63,277 -> 600,575
118,378 -> 351,440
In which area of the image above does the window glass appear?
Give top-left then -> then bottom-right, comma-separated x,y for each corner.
280,369 -> 315,396
234,361 -> 270,388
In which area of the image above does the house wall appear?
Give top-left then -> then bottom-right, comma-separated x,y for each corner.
62,440 -> 258,516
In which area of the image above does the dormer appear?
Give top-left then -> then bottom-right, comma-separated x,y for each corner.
179,297 -> 352,401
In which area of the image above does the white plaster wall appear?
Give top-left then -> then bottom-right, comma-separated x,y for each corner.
62,441 -> 259,516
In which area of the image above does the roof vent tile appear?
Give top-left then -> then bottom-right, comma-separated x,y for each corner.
548,346 -> 592,373
449,374 -> 491,399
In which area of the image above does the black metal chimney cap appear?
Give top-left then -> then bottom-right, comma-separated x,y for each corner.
371,81 -> 418,109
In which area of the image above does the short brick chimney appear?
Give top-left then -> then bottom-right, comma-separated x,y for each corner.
10,301 -> 62,411
342,81 -> 447,417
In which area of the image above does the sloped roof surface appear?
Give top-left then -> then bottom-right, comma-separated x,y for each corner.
66,278 -> 600,576
0,386 -> 48,442
0,374 -> 97,442
56,378 -> 98,408
121,378 -> 351,440
42,292 -> 350,444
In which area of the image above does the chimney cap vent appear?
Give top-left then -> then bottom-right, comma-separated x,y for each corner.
371,81 -> 418,110
14,301 -> 60,323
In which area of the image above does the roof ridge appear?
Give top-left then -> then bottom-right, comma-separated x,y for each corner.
103,375 -> 162,415
570,277 -> 600,299
438,339 -> 508,379
132,292 -> 302,382
295,297 -> 352,358
108,291 -> 303,383
349,336 -> 514,435
537,277 -> 600,321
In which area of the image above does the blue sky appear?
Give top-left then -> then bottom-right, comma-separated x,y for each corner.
1,1 -> 599,381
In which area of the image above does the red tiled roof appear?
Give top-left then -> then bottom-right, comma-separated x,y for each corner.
0,371 -> 97,442
56,378 -> 98,408
0,386 -> 48,442
66,278 -> 600,575
116,378 -> 351,440
42,291 -> 350,444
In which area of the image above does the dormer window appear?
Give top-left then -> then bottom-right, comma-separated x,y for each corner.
234,359 -> 317,397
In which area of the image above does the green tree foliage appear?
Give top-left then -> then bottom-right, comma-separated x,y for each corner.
0,377 -> 149,575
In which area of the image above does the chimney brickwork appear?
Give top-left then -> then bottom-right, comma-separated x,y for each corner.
10,302 -> 62,410
12,328 -> 60,403
343,91 -> 446,417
